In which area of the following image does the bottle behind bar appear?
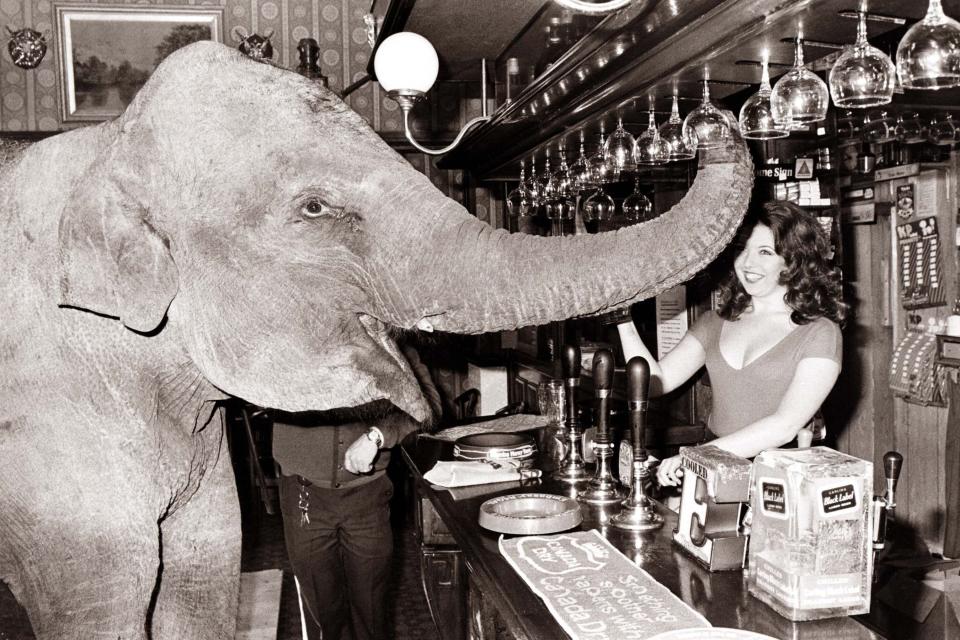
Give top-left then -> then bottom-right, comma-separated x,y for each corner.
533,17 -> 564,78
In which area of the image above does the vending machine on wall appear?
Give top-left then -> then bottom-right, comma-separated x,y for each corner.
867,163 -> 955,407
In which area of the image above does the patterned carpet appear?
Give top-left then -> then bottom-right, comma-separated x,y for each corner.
0,468 -> 439,640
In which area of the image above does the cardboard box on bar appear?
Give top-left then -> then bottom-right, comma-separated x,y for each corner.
747,447 -> 873,621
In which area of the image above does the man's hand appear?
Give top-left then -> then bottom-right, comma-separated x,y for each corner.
344,434 -> 379,474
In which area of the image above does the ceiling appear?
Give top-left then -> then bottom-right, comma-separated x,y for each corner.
372,0 -> 960,178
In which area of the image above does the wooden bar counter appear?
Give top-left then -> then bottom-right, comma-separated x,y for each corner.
401,431 -> 891,640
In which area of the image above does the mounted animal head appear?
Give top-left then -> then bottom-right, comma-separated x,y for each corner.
231,26 -> 274,61
6,26 -> 47,69
55,41 -> 753,423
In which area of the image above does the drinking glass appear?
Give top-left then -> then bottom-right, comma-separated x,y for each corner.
864,110 -> 896,143
929,113 -> 957,145
569,135 -> 596,193
506,160 -> 536,217
897,0 -> 960,90
739,52 -> 790,140
588,129 -> 614,184
659,91 -> 697,160
771,34 -> 830,125
829,9 -> 896,108
537,380 -> 567,426
621,178 -> 654,223
683,79 -> 731,151
582,186 -> 616,230
635,108 -> 670,165
894,111 -> 924,144
603,116 -> 637,179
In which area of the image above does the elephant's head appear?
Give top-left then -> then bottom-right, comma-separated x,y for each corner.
56,41 -> 753,423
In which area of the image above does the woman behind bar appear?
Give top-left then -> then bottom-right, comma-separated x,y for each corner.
617,200 -> 847,486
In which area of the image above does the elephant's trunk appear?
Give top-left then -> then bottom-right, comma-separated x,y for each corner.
392,142 -> 753,335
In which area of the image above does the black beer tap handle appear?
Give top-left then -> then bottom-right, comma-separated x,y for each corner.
884,451 -> 903,483
561,343 -> 581,429
592,349 -> 614,444
627,356 -> 651,460
561,343 -> 581,380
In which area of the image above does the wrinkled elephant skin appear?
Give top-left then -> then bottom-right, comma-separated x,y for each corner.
0,42 -> 753,639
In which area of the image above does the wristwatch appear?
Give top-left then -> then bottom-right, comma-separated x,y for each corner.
365,427 -> 384,448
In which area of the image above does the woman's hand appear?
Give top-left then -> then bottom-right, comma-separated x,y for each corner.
656,454 -> 685,487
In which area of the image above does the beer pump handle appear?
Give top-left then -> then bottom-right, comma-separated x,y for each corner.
883,451 -> 903,507
626,356 -> 651,461
561,343 -> 581,379
561,343 -> 581,428
592,349 -> 614,445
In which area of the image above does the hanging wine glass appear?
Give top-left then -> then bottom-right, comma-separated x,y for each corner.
540,156 -> 558,204
894,111 -> 924,144
546,150 -> 576,221
836,109 -> 862,144
506,160 -> 533,217
635,102 -> 670,165
569,132 -> 595,193
658,90 -> 696,160
829,6 -> 897,108
771,31 -> 830,124
581,186 -> 616,232
603,115 -> 637,180
525,155 -> 543,214
588,125 -> 614,184
864,109 -> 895,143
739,51 -> 790,140
621,178 -> 654,223
553,149 -> 575,198
896,0 -> 960,90
929,112 -> 957,145
683,78 -> 731,151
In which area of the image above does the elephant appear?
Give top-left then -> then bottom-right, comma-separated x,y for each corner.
0,41 -> 753,639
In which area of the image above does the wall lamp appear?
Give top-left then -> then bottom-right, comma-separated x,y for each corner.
374,32 -> 490,156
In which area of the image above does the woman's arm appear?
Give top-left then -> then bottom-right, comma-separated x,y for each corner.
616,320 -> 706,397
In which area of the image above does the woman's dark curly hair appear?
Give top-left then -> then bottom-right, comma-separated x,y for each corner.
716,201 -> 848,326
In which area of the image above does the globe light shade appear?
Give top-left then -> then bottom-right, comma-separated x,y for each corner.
374,32 -> 439,94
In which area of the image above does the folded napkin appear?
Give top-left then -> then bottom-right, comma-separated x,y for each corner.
424,460 -> 542,488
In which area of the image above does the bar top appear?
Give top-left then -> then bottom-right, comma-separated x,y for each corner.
402,432 -> 888,640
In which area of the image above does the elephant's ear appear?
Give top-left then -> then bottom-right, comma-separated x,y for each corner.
57,177 -> 178,333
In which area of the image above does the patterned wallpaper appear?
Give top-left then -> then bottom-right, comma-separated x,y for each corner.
0,0 -> 503,225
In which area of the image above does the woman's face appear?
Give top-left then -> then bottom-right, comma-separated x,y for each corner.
734,223 -> 788,300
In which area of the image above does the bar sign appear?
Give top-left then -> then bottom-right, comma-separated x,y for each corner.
761,480 -> 786,516
821,483 -> 857,514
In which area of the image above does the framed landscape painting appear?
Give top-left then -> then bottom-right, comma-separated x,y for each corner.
55,5 -> 223,123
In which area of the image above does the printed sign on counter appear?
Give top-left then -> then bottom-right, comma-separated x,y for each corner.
500,530 -> 710,640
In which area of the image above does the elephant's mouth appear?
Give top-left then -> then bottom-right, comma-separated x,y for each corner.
355,312 -> 432,422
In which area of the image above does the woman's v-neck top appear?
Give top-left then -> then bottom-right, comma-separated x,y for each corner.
687,310 -> 842,437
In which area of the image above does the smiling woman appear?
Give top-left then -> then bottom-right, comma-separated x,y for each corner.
617,200 -> 847,487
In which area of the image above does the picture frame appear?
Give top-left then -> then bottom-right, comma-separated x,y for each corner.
54,4 -> 223,123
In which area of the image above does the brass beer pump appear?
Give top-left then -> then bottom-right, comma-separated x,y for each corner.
553,343 -> 590,483
578,349 -> 625,504
611,356 -> 664,531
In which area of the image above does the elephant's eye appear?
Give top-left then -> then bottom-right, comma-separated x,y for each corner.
300,198 -> 327,219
